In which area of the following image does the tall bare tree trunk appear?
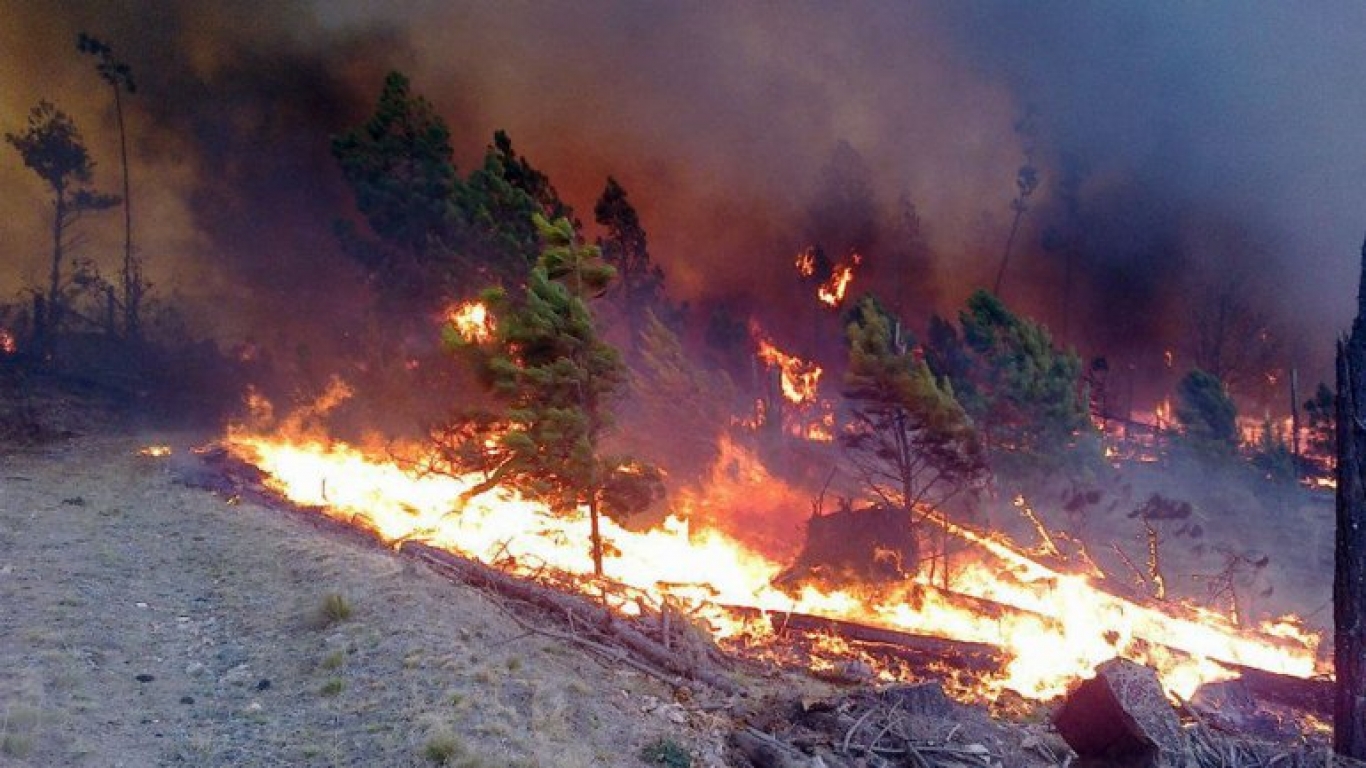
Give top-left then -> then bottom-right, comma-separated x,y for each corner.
1335,236 -> 1366,758
113,83 -> 138,340
1291,367 -> 1301,474
48,189 -> 66,341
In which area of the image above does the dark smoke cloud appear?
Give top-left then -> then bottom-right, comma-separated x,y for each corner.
2,1 -> 1363,408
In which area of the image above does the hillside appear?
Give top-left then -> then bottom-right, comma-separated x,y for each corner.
0,432 -> 733,767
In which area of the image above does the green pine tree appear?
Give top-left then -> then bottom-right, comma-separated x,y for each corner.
594,176 -> 669,348
1174,368 -> 1239,453
6,101 -> 120,344
451,214 -> 658,577
331,72 -> 468,304
954,289 -> 1091,464
841,296 -> 985,553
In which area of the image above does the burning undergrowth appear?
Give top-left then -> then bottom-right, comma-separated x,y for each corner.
217,373 -> 1325,710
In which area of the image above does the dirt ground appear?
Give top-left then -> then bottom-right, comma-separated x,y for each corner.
0,432 -> 730,768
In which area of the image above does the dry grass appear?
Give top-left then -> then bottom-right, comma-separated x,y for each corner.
0,434 -> 716,767
316,592 -> 353,627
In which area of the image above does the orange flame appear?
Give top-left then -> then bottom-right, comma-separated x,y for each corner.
224,387 -> 1322,702
0,329 -> 15,355
816,253 -> 861,308
753,330 -> 822,406
446,300 -> 495,344
794,247 -> 816,279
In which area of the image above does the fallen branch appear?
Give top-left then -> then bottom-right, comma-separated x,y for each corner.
404,542 -> 740,693
727,605 -> 1004,674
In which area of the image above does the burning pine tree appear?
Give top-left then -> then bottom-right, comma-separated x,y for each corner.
445,214 -> 661,577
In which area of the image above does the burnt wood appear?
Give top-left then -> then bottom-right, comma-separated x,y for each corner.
1337,237 -> 1366,758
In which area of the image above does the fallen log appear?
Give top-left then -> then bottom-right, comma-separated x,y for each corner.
1212,665 -> 1334,720
404,542 -> 741,694
731,606 -> 1005,674
732,726 -> 827,768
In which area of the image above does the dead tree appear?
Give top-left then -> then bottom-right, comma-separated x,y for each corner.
1335,235 -> 1366,758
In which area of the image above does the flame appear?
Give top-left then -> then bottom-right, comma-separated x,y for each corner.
445,300 -> 495,344
0,329 -> 15,355
804,410 -> 835,442
794,247 -> 816,279
816,252 -> 861,309
752,329 -> 822,405
137,445 -> 172,457
224,389 -> 1322,703
1154,397 -> 1173,427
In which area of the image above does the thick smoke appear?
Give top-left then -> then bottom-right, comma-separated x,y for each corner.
1,1 -> 1362,408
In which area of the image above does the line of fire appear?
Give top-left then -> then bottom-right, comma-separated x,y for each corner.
5,24 -> 1366,766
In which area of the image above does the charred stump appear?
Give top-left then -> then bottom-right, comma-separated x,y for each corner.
778,504 -> 918,586
1336,235 -> 1366,759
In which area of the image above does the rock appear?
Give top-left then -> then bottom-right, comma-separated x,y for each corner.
1053,657 -> 1185,768
879,681 -> 954,717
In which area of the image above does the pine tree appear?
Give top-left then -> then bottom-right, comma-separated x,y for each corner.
77,33 -> 143,339
1305,382 -> 1335,460
461,132 -> 563,284
841,296 -> 985,555
955,289 -> 1091,462
1174,368 -> 1239,453
452,215 -> 657,577
6,101 -> 119,346
594,177 -> 667,347
490,130 -> 575,224
331,72 -> 467,303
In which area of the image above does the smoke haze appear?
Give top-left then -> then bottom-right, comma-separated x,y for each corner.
2,0 -> 1363,406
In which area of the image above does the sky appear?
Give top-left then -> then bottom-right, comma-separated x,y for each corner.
2,1 -> 1364,403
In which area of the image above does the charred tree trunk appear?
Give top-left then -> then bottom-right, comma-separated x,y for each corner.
1335,236 -> 1366,758
1291,367 -> 1301,472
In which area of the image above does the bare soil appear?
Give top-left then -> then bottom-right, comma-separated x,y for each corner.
0,432 -> 730,767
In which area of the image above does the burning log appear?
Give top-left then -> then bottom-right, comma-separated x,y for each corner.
1217,665 -> 1334,721
1053,657 -> 1186,768
756,609 -> 1004,674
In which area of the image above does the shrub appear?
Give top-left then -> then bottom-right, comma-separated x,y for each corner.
640,737 -> 691,768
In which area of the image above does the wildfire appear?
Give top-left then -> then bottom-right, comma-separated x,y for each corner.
794,247 -> 816,278
225,390 -> 1323,703
752,330 -> 822,405
816,252 -> 862,309
137,445 -> 172,457
0,329 -> 15,355
445,300 -> 495,344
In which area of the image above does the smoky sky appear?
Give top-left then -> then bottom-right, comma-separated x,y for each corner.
2,0 -> 1364,405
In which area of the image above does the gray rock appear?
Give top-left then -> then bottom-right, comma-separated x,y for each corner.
1053,657 -> 1185,768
